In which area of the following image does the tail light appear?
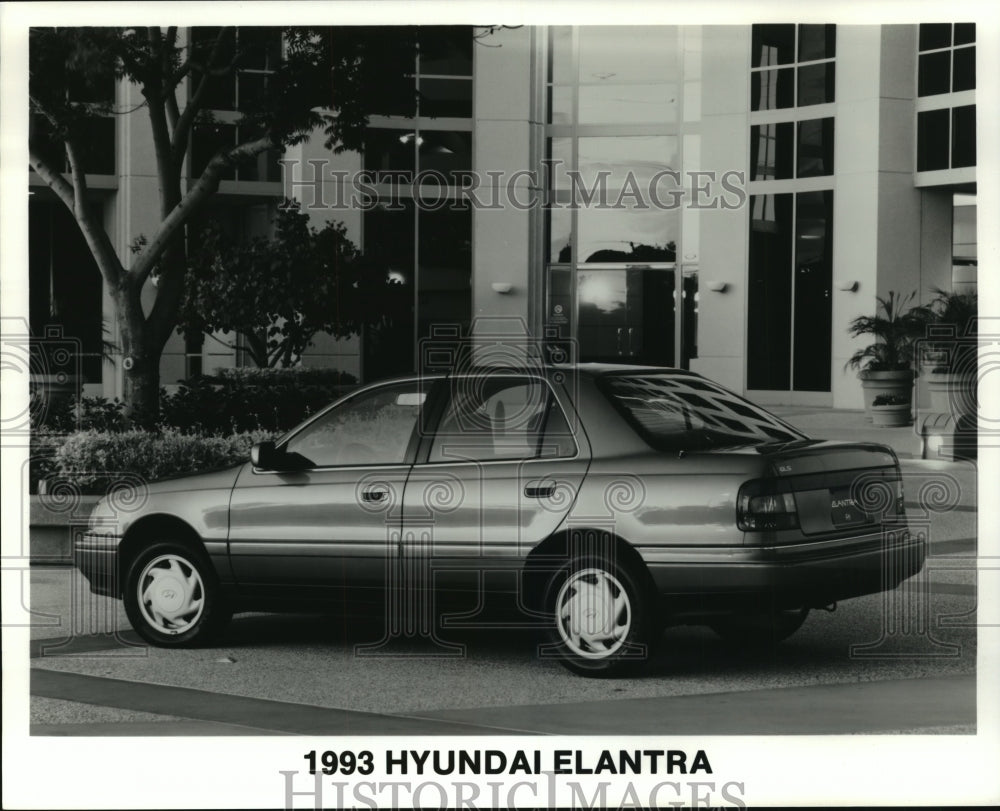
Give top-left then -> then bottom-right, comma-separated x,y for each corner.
737,479 -> 799,531
895,476 -> 906,517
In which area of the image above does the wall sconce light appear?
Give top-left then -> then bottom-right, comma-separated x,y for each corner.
706,281 -> 729,293
491,282 -> 514,294
838,280 -> 859,292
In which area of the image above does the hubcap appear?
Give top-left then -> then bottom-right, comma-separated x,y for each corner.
137,554 -> 205,635
555,568 -> 631,658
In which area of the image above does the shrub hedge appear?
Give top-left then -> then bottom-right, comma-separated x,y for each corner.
49,428 -> 280,493
30,366 -> 355,493
160,366 -> 356,433
31,366 -> 357,434
31,394 -> 128,434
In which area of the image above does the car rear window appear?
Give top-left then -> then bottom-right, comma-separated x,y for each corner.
599,373 -> 806,451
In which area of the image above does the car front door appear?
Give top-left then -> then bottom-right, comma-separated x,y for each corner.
227,378 -> 435,600
400,373 -> 589,608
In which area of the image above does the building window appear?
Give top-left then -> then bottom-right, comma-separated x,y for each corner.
749,25 -> 836,183
363,129 -> 472,184
917,109 -> 950,172
30,114 -> 116,177
751,24 -> 836,111
184,333 -> 204,379
951,105 -> 976,168
747,191 -> 833,392
29,199 -> 105,384
916,24 -> 976,175
750,117 -> 833,181
188,27 -> 283,183
918,23 -> 975,97
356,26 -> 473,118
747,25 -> 836,396
796,117 -> 835,177
358,26 -> 475,378
543,26 -> 698,369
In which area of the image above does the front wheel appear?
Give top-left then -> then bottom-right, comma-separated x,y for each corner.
123,542 -> 231,647
544,555 -> 655,677
709,607 -> 809,647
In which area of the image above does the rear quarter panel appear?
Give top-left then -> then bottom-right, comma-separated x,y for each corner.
564,452 -> 768,548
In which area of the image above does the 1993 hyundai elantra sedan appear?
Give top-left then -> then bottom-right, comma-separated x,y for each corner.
76,365 -> 925,675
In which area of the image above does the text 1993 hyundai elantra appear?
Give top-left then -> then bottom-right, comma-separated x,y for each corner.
76,365 -> 924,675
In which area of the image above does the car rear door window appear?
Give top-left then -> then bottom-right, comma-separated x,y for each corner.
429,377 -> 575,462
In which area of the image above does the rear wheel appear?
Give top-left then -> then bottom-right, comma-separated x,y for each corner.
544,554 -> 655,677
124,541 -> 231,647
709,607 -> 809,647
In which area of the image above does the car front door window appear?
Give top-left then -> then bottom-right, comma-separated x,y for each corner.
284,383 -> 426,468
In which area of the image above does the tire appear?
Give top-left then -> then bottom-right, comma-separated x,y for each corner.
709,607 -> 809,647
543,552 -> 655,677
123,541 -> 232,647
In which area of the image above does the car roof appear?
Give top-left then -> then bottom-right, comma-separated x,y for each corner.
441,363 -> 693,378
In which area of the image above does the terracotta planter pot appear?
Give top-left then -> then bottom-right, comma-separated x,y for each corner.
871,404 -> 912,427
859,370 -> 915,423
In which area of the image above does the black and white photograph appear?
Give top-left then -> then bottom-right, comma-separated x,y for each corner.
2,1 -> 998,808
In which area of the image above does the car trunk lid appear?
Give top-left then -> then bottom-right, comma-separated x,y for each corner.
753,440 -> 903,537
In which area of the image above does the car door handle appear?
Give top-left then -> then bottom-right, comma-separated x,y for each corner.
525,484 -> 556,498
362,487 -> 388,502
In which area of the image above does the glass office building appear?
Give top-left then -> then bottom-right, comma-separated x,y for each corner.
28,24 -> 978,409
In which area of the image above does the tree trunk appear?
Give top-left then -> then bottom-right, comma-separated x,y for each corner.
113,284 -> 161,425
123,355 -> 161,426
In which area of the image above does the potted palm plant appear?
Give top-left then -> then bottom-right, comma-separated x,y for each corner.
871,393 -> 912,427
917,288 -> 978,415
846,291 -> 929,422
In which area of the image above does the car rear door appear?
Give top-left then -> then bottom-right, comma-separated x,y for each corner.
227,378 -> 435,599
400,373 -> 589,600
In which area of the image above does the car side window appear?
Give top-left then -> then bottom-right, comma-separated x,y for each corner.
429,377 -> 575,462
283,383 -> 426,467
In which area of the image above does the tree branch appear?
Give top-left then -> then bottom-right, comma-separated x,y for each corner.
171,27 -> 232,162
28,147 -> 74,210
165,87 -> 180,134
60,139 -> 124,288
132,134 -> 273,290
159,27 -> 181,133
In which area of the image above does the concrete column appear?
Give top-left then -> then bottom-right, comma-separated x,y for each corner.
471,26 -> 539,339
918,189 -> 954,299
832,25 -> 889,408
690,26 -> 750,393
832,25 -> 937,409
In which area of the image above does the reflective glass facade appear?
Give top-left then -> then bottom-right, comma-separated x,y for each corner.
747,25 -> 835,395
359,26 -> 474,379
543,26 -> 699,370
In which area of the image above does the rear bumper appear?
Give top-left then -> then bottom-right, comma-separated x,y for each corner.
74,531 -> 120,598
642,527 -> 925,606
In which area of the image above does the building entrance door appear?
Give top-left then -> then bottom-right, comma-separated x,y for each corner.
577,266 -> 674,365
546,264 -> 698,369
746,191 -> 833,406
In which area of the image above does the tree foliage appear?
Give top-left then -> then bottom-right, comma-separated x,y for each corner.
28,26 -> 418,418
180,202 -> 410,369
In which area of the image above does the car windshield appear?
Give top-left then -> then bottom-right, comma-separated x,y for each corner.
599,373 -> 806,451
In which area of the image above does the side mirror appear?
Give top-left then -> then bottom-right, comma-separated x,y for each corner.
250,441 -> 277,469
